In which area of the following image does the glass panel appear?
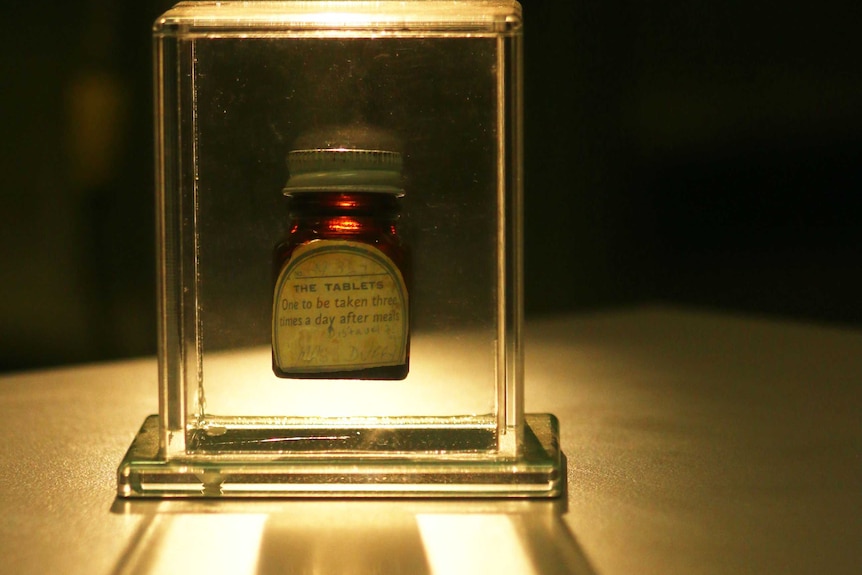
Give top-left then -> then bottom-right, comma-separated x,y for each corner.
153,1 -> 527,460
191,36 -> 500,420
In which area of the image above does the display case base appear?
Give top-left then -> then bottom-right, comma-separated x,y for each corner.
117,414 -> 562,498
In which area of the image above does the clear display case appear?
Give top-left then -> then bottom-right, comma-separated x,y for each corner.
117,0 -> 561,497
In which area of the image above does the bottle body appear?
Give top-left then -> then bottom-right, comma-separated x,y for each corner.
272,192 -> 409,379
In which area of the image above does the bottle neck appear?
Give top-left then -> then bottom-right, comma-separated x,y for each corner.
287,191 -> 401,218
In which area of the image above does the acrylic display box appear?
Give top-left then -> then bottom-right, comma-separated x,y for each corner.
117,0 -> 562,497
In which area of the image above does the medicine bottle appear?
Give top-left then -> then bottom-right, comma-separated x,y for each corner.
272,127 -> 409,380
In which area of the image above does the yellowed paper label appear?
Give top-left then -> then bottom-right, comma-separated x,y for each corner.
273,240 -> 408,373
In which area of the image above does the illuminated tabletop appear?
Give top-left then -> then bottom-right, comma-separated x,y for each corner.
1,307 -> 859,574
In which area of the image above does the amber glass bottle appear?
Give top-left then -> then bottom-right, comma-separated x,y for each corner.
272,139 -> 409,380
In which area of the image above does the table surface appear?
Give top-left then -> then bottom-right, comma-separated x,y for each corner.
1,306 -> 860,575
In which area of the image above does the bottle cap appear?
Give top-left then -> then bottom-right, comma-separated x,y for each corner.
283,125 -> 404,195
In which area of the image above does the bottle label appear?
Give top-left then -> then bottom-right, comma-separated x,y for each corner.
273,240 -> 408,374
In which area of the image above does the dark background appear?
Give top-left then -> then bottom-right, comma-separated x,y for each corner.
1,0 -> 859,372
